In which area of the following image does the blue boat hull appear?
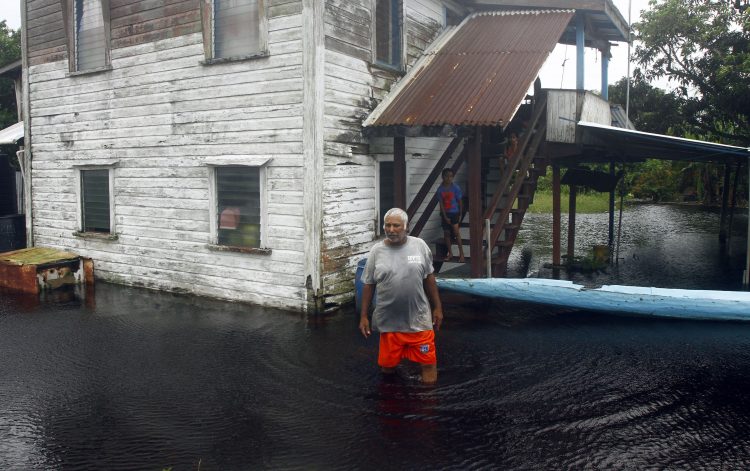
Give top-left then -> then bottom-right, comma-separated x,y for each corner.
436,278 -> 750,321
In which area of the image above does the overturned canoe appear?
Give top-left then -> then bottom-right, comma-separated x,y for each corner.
436,278 -> 750,321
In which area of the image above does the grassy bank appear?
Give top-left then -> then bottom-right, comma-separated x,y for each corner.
528,190 -> 622,213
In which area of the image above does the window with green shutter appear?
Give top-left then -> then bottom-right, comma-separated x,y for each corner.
81,169 -> 110,233
216,166 -> 261,248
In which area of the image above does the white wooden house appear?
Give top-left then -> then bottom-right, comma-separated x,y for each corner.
19,0 -> 628,312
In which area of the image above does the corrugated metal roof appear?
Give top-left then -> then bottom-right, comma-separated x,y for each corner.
365,10 -> 574,128
610,104 -> 636,130
0,122 -> 23,145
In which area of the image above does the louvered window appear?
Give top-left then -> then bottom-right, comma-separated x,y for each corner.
216,166 -> 261,248
81,169 -> 110,233
214,0 -> 262,59
75,0 -> 107,71
374,0 -> 402,69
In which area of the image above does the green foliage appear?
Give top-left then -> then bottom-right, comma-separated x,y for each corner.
528,190 -> 614,214
0,20 -> 21,130
633,0 -> 750,145
630,159 -> 680,202
608,75 -> 687,135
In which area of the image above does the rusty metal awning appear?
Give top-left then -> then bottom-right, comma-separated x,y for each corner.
364,10 -> 575,130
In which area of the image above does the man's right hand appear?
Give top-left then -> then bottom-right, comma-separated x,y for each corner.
359,315 -> 371,338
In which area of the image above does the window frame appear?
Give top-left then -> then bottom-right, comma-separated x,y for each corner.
61,0 -> 112,74
206,158 -> 270,254
74,164 -> 116,237
371,0 -> 405,72
200,0 -> 269,64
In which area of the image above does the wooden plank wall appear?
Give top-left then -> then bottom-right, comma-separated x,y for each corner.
321,0 -> 461,307
26,0 -> 309,310
546,89 -> 578,144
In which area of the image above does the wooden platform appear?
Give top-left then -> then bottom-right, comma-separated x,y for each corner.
0,247 -> 93,294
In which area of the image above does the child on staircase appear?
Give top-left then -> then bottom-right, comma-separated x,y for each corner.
436,168 -> 465,262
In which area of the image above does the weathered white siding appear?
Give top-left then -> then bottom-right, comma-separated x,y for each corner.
546,89 -> 612,144
28,8 -> 309,310
25,0 -> 462,312
320,0 -> 459,308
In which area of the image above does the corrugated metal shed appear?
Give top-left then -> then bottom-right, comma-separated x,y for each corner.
364,10 -> 574,129
610,104 -> 636,130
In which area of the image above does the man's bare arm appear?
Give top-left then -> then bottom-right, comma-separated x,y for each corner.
359,283 -> 375,338
423,273 -> 443,330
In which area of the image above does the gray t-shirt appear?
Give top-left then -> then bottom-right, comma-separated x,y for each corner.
361,236 -> 435,333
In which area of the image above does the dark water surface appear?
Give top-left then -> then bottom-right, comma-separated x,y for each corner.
508,203 -> 749,290
2,204 -> 750,469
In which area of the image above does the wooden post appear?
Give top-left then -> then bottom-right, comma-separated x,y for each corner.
393,136 -> 406,210
608,162 -> 616,248
728,162 -> 742,243
601,43 -> 610,100
719,163 -> 732,244
745,162 -> 750,289
21,0 -> 33,246
552,165 -> 561,266
468,129 -> 483,278
567,184 -> 577,261
576,15 -> 585,91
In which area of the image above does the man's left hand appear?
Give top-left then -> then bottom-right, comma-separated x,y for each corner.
432,307 -> 443,331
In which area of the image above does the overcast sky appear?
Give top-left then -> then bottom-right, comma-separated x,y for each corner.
0,0 -> 656,91
1,0 -> 21,29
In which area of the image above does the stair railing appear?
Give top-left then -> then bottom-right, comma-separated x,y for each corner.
483,96 -> 548,251
482,95 -> 547,222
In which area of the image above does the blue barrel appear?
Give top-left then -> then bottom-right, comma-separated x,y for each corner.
355,258 -> 376,312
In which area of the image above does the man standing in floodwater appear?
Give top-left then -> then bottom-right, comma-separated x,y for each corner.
359,207 -> 444,383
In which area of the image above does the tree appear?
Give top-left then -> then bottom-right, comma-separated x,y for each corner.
0,20 -> 21,129
608,74 -> 687,135
633,0 -> 750,145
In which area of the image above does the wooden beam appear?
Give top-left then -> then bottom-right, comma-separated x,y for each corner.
393,136 -> 406,210
567,184 -> 577,260
21,0 -> 33,246
552,165 -> 561,266
301,0 -> 325,300
576,15 -> 585,91
468,129 -> 483,278
719,163 -> 732,244
745,162 -> 750,289
608,162 -> 615,247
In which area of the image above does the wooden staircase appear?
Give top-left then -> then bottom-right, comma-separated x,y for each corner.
434,96 -> 548,276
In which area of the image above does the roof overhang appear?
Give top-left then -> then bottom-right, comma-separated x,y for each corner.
578,121 -> 750,165
468,0 -> 629,45
0,60 -> 22,80
0,122 -> 24,145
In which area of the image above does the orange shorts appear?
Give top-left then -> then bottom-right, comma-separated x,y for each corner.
378,330 -> 436,367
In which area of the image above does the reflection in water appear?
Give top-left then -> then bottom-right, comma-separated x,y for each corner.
1,204 -> 750,469
509,204 -> 748,290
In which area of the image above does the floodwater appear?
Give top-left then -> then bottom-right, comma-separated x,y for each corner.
1,204 -> 750,469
